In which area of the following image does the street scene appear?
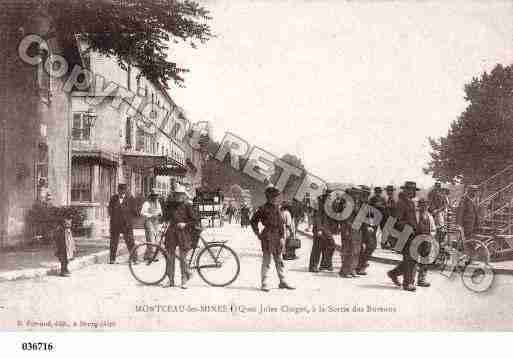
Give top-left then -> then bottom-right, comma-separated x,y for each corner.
2,223 -> 513,331
1,0 -> 513,333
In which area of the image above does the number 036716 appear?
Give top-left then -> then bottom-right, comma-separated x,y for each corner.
21,342 -> 54,351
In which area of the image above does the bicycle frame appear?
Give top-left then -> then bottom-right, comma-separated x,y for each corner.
151,221 -> 228,270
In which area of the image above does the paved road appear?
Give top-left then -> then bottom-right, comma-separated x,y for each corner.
1,223 -> 512,330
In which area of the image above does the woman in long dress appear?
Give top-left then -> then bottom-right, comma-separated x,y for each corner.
281,202 -> 298,260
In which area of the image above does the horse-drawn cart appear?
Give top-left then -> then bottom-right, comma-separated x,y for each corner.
194,190 -> 224,227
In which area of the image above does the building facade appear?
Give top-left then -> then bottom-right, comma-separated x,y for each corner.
0,10 -> 208,247
1,4 -> 74,247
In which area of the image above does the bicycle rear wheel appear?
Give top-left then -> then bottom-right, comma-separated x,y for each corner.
196,244 -> 240,287
129,243 -> 168,285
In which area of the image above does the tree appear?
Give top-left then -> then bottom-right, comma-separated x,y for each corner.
424,64 -> 513,184
21,0 -> 212,87
279,153 -> 305,171
270,153 -> 306,200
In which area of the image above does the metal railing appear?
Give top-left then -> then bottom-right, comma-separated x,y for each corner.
478,163 -> 513,201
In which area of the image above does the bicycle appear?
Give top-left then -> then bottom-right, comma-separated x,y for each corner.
128,222 -> 240,287
435,225 -> 490,267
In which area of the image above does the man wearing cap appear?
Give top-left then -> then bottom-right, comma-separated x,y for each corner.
108,183 -> 138,264
356,186 -> 383,275
456,185 -> 480,241
317,188 -> 338,271
163,184 -> 198,289
339,187 -> 364,278
415,198 -> 436,287
428,182 -> 448,228
382,185 -> 397,249
370,187 -> 387,221
141,189 -> 163,260
250,186 -> 295,292
387,181 -> 420,291
309,203 -> 322,272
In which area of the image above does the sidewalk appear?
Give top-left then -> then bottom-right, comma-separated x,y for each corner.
297,224 -> 513,275
0,230 -> 145,282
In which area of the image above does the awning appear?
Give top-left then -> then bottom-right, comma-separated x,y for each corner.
154,165 -> 187,177
122,151 -> 168,168
153,154 -> 187,176
73,149 -> 119,166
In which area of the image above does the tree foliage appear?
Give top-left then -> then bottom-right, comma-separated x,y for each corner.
424,64 -> 513,184
47,0 -> 213,86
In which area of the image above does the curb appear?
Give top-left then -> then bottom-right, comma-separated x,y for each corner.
297,229 -> 513,275
0,247 -> 129,282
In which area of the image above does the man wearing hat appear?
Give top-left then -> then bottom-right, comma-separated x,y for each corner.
316,187 -> 338,271
250,185 -> 295,292
387,181 -> 420,291
141,188 -> 163,260
339,187 -> 364,278
382,185 -> 397,248
108,183 -> 137,264
456,185 -> 480,241
163,184 -> 198,289
356,186 -> 384,275
370,187 -> 387,219
415,198 -> 436,287
356,185 -> 376,275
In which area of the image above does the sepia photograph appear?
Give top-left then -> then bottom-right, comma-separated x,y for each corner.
0,0 -> 513,340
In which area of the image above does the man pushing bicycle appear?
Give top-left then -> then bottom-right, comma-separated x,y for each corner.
163,184 -> 199,289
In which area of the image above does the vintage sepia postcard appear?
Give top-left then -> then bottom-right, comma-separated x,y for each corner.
1,0 -> 513,339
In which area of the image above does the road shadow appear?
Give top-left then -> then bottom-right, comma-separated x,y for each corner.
357,284 -> 401,291
224,285 -> 261,292
289,267 -> 312,273
289,268 -> 340,278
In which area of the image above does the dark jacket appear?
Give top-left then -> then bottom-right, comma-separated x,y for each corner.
54,226 -> 68,262
456,195 -> 479,237
385,196 -> 398,219
369,194 -> 386,213
428,190 -> 447,214
250,202 -> 284,254
164,200 -> 198,251
108,194 -> 137,230
316,194 -> 340,235
395,192 -> 417,232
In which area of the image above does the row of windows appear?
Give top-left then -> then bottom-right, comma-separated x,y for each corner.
131,68 -> 172,115
72,112 -> 95,141
72,112 -> 186,165
125,118 -> 185,164
70,162 -> 116,203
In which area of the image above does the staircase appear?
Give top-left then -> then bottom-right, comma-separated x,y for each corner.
475,164 -> 513,261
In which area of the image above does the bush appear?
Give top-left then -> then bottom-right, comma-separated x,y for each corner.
26,203 -> 87,240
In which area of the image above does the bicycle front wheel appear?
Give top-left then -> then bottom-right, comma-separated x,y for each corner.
196,244 -> 240,287
129,243 -> 168,286
464,239 -> 490,265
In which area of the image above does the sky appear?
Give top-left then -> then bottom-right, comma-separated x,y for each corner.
169,0 -> 513,188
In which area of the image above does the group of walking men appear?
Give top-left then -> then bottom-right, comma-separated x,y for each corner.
106,179 -> 480,293
307,181 -> 457,292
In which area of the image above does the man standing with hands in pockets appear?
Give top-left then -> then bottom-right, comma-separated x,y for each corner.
251,185 -> 295,292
